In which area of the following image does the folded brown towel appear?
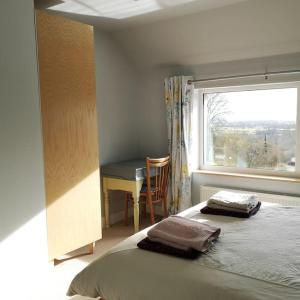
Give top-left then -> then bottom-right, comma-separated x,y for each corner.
137,237 -> 200,259
147,215 -> 221,252
201,201 -> 261,218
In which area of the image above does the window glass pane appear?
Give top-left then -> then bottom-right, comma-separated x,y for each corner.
204,88 -> 297,172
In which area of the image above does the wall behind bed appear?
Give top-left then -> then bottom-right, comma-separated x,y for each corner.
92,0 -> 300,221
109,0 -> 300,205
131,57 -> 300,205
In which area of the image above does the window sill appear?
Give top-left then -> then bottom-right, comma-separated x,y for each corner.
194,170 -> 300,183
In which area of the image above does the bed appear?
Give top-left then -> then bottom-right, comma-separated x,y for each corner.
67,202 -> 300,300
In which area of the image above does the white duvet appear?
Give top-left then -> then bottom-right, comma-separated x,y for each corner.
68,202 -> 300,300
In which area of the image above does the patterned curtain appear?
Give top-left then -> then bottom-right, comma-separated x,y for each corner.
164,76 -> 194,214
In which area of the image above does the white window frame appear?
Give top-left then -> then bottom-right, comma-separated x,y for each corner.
198,81 -> 300,178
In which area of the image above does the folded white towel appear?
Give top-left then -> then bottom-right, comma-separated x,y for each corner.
207,191 -> 258,212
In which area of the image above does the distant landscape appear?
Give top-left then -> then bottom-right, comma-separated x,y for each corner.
207,120 -> 296,171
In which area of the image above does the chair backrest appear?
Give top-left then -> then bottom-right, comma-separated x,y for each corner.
145,156 -> 170,203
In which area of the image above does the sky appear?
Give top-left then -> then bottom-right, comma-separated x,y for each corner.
206,88 -> 298,122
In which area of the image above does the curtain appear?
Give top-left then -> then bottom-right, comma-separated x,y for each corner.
164,76 -> 194,214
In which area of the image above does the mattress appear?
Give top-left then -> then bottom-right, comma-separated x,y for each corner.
67,202 -> 300,300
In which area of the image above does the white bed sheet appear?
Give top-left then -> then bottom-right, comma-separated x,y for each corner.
68,202 -> 300,300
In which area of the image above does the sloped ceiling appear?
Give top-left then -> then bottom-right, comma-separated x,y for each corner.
35,0 -> 248,31
110,0 -> 300,68
35,0 -> 300,69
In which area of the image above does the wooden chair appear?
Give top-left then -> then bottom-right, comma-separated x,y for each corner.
124,156 -> 170,225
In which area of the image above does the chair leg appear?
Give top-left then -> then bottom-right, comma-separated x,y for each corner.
148,197 -> 155,225
124,192 -> 129,226
163,197 -> 168,218
142,202 -> 147,218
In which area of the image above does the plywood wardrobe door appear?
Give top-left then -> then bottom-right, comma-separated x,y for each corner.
36,11 -> 102,260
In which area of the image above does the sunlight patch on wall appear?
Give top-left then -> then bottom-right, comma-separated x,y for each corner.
48,0 -> 196,19
0,210 -> 48,299
0,210 -> 47,258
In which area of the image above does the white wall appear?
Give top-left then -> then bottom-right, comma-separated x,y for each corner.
136,67 -> 171,157
94,30 -> 140,165
92,0 -> 300,216
134,55 -> 300,203
112,0 -> 300,67
94,30 -> 141,216
0,1 -> 48,299
109,0 -> 300,204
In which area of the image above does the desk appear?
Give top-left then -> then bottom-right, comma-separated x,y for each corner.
101,160 -> 146,233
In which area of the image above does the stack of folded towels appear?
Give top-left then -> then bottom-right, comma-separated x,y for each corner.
137,216 -> 220,259
201,191 -> 261,218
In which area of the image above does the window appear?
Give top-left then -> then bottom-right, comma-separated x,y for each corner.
200,83 -> 300,176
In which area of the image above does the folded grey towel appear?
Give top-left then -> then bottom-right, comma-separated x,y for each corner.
207,191 -> 258,213
201,202 -> 261,218
148,216 -> 221,252
208,202 -> 257,213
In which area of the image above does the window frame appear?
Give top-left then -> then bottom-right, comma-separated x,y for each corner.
198,81 -> 300,178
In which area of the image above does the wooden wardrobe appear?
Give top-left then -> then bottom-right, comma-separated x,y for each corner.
36,11 -> 102,261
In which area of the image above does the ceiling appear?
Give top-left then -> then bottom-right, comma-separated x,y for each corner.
35,0 -> 248,31
35,0 -> 300,69
109,0 -> 300,68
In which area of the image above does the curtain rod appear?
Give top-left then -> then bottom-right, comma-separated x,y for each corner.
187,69 -> 300,84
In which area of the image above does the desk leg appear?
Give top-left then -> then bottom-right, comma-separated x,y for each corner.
132,180 -> 143,233
103,185 -> 110,228
132,194 -> 139,233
